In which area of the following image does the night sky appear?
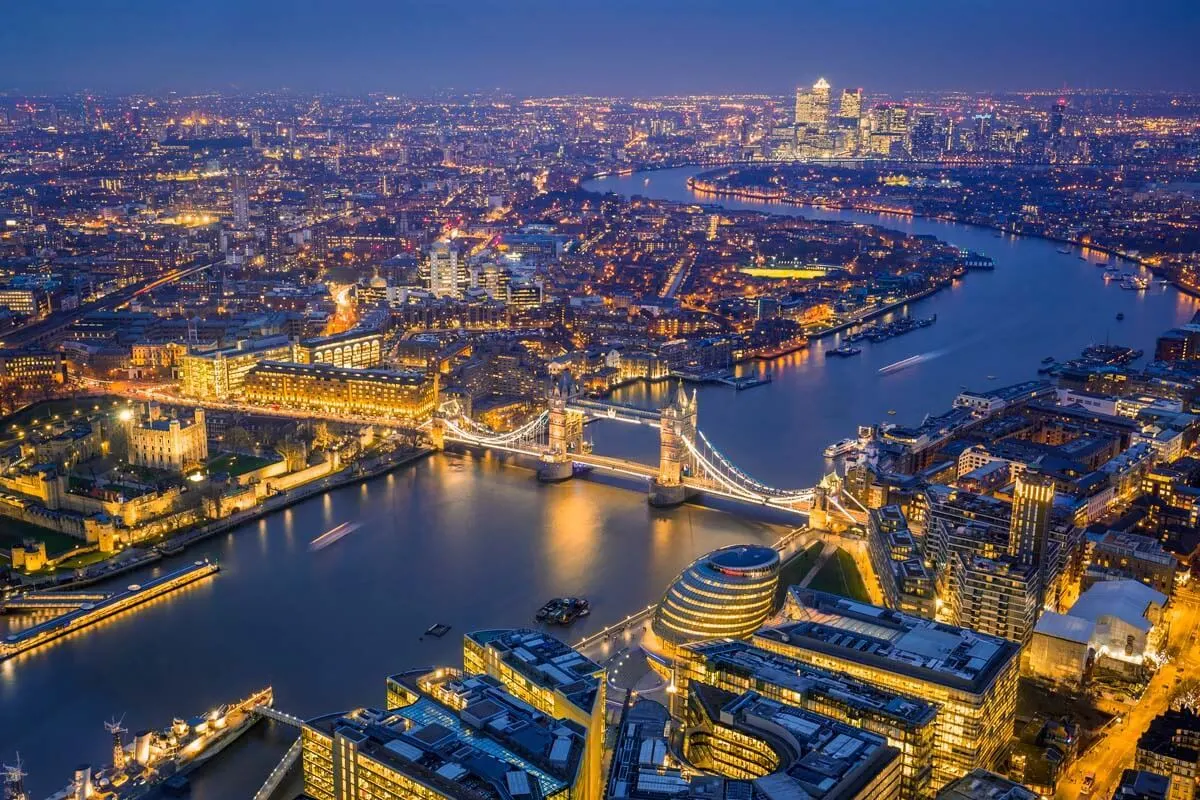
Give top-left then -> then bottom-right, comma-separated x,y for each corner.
2,0 -> 1197,95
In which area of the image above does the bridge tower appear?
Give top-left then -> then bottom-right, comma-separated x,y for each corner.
650,384 -> 698,507
808,473 -> 843,531
429,417 -> 445,451
538,380 -> 578,482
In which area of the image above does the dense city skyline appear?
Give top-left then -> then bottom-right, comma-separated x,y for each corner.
3,7 -> 1200,799
2,0 -> 1199,95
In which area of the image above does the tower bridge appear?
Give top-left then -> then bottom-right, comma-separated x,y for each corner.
431,383 -> 860,523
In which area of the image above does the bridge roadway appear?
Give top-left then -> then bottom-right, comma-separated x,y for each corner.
439,432 -> 812,516
565,397 -> 662,424
96,385 -> 813,515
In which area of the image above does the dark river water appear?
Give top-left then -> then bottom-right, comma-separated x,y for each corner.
588,167 -> 1197,487
3,165 -> 1195,798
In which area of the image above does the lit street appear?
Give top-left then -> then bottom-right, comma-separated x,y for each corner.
1057,586 -> 1200,799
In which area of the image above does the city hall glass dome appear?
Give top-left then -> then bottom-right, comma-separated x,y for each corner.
652,544 -> 781,651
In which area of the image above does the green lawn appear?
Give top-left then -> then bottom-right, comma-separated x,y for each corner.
807,547 -> 872,603
206,452 -> 277,477
775,541 -> 824,608
55,550 -> 112,570
0,520 -> 86,557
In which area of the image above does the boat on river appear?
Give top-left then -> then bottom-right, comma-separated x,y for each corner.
43,687 -> 273,800
823,438 -> 858,459
536,597 -> 590,625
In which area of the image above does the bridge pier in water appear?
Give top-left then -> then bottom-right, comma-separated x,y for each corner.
538,383 -> 581,482
649,386 -> 698,508
438,381 -> 822,517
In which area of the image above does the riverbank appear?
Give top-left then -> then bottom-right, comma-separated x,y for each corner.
686,173 -> 1160,273
9,446 -> 436,596
162,446 -> 435,556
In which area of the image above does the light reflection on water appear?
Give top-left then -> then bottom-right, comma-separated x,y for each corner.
6,166 -> 1198,796
2,453 -> 780,797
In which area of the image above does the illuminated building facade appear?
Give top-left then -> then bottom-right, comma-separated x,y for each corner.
426,240 -> 470,299
462,629 -> 605,800
506,279 -> 544,309
651,544 -> 780,657
867,505 -> 936,619
761,589 -> 1021,789
243,361 -> 437,422
0,287 -> 49,318
0,349 -> 68,389
1009,469 -> 1054,568
839,88 -> 863,123
231,172 -> 249,229
684,684 -> 903,800
179,336 -> 294,400
870,104 -> 910,156
303,669 -> 589,800
922,482 -> 1081,644
795,78 -> 832,135
675,638 -> 937,800
1135,708 -> 1200,800
946,554 -> 1040,645
127,404 -> 208,473
295,330 -> 384,369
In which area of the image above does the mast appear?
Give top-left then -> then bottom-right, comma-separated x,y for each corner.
2,755 -> 28,800
106,717 -> 127,772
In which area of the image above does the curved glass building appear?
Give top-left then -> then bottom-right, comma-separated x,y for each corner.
652,544 -> 780,653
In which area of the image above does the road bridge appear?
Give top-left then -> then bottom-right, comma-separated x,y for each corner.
432,383 -> 864,524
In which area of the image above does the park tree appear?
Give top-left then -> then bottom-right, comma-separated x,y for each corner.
223,426 -> 254,453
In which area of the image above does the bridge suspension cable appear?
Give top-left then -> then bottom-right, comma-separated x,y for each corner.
692,429 -> 809,499
440,410 -> 550,447
680,431 -> 813,506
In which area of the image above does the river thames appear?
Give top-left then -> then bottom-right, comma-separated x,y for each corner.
588,166 -> 1198,488
4,166 -> 1197,797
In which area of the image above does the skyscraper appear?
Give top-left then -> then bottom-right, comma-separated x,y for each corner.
1010,468 -> 1054,566
231,174 -> 249,230
795,77 -> 832,134
1049,97 -> 1067,138
869,104 -> 910,156
261,206 -> 283,268
838,88 -> 862,122
911,111 -> 942,159
426,239 -> 468,298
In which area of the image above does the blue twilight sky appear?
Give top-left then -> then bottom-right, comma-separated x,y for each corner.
1,0 -> 1197,95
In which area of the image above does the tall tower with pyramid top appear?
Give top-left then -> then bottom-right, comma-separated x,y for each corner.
650,384 -> 698,507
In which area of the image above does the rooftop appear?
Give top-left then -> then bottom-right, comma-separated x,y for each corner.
1112,769 -> 1170,800
709,544 -> 780,572
300,327 -> 382,348
1033,611 -> 1094,645
465,629 -> 602,715
253,360 -> 429,384
934,769 -> 1038,800
761,589 -> 1020,695
1069,579 -> 1167,633
1138,708 -> 1200,766
311,671 -> 585,800
692,684 -> 900,800
684,638 -> 937,727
